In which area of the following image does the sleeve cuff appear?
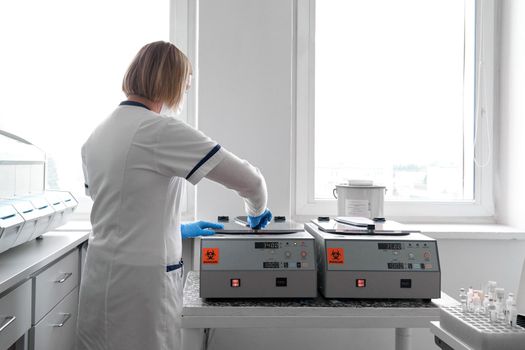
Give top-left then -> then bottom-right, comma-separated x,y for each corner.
186,146 -> 226,185
245,204 -> 266,217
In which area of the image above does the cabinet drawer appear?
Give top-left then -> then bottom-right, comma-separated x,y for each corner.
0,280 -> 31,350
34,249 -> 79,323
32,287 -> 78,350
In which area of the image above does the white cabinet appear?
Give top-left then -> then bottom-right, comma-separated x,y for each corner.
0,280 -> 31,350
0,231 -> 88,350
30,249 -> 82,350
33,250 -> 79,323
31,288 -> 78,350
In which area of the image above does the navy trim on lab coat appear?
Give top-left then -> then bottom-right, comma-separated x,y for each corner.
186,144 -> 222,180
166,260 -> 184,272
119,101 -> 151,110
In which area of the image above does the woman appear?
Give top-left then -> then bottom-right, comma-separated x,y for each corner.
77,41 -> 272,350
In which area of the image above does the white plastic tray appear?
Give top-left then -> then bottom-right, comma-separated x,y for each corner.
440,306 -> 525,350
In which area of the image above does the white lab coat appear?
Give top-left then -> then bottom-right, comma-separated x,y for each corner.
77,101 -> 225,350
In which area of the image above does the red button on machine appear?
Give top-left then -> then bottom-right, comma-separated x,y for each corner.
231,279 -> 241,288
356,279 -> 366,288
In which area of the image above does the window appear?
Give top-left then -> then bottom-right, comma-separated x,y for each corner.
0,0 -> 170,216
294,0 -> 495,221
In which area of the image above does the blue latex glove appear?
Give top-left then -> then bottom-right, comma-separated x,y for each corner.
247,209 -> 273,230
181,221 -> 224,239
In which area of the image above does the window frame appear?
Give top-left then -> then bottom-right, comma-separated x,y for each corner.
72,0 -> 199,221
170,0 -> 200,221
292,0 -> 497,223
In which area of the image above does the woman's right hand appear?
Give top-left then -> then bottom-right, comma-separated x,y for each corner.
248,209 -> 272,230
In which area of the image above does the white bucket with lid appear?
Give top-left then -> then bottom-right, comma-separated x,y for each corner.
333,180 -> 386,221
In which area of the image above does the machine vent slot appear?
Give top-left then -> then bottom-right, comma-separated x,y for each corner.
517,315 -> 525,329
38,205 -> 48,210
23,209 -> 33,213
1,214 -> 16,220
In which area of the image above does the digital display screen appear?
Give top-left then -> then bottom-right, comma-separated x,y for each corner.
255,242 -> 279,249
388,262 -> 405,269
263,261 -> 280,269
378,243 -> 402,250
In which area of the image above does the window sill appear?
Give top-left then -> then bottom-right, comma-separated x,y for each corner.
403,224 -> 525,240
68,219 -> 525,240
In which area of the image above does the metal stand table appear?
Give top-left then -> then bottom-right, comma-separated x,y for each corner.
182,272 -> 457,350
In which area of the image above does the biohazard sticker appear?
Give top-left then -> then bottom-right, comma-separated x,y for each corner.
202,248 -> 219,264
327,248 -> 344,264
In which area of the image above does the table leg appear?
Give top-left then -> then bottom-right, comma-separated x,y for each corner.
182,328 -> 206,350
395,328 -> 411,350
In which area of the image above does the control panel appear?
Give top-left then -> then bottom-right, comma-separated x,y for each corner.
201,233 -> 316,271
325,240 -> 439,272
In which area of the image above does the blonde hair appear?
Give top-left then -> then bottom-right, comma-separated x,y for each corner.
122,41 -> 192,109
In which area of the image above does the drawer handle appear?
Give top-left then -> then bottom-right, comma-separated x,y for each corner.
55,272 -> 73,283
0,316 -> 16,333
52,313 -> 71,328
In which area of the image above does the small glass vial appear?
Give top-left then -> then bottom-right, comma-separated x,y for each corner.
483,294 -> 490,315
488,298 -> 497,323
485,281 -> 497,316
495,288 -> 505,321
477,290 -> 486,314
505,293 -> 515,325
487,281 -> 497,300
459,288 -> 468,313
509,300 -> 518,327
472,293 -> 481,314
467,287 -> 474,312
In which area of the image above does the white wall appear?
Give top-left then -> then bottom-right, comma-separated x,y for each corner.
195,1 -> 525,349
496,0 -> 525,228
196,0 -> 293,221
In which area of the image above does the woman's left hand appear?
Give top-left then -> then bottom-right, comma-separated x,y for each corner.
181,221 -> 224,239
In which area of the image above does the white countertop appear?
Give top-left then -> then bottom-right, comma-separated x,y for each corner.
0,231 -> 90,295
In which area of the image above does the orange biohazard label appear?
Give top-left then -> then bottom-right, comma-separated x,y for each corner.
202,248 -> 219,264
327,247 -> 345,264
